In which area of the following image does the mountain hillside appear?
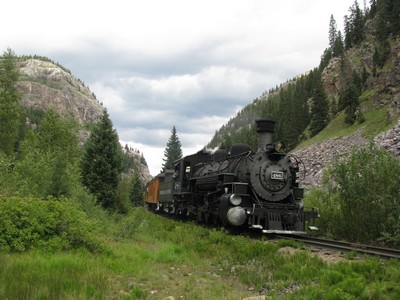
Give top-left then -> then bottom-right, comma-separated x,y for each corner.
208,0 -> 400,189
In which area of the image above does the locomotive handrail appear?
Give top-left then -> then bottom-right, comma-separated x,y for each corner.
288,154 -> 306,180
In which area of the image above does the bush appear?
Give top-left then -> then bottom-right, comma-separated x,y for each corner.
307,144 -> 400,246
0,196 -> 106,253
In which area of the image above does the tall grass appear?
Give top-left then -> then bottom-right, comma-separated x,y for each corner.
0,251 -> 109,299
1,207 -> 400,299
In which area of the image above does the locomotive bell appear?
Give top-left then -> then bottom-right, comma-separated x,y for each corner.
255,119 -> 275,150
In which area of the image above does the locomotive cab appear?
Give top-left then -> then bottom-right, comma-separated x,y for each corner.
172,151 -> 213,193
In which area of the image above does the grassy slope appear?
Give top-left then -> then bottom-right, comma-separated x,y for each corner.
295,90 -> 398,151
1,208 -> 399,300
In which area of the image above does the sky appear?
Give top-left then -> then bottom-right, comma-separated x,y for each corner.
1,0 -> 357,176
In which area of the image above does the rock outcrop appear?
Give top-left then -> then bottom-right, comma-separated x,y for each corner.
17,58 -> 104,124
293,129 -> 370,190
374,118 -> 400,157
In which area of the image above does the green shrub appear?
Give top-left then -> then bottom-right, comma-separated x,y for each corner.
306,144 -> 400,246
0,196 -> 106,252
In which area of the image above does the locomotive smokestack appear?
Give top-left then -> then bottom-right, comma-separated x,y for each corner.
255,119 -> 275,150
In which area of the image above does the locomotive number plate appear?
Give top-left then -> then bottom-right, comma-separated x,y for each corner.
271,171 -> 284,181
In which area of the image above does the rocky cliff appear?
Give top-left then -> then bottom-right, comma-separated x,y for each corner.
17,58 -> 104,124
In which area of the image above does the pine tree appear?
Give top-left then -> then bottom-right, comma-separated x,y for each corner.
344,1 -> 366,49
339,84 -> 360,125
309,79 -> 329,137
0,48 -> 21,156
81,110 -> 122,210
329,15 -> 338,51
333,31 -> 345,57
161,126 -> 183,172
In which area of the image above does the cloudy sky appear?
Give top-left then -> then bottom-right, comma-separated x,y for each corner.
1,0 -> 356,175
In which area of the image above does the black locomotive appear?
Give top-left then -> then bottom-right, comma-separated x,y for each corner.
145,119 -> 319,234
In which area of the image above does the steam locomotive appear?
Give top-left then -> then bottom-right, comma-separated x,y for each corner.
145,119 -> 319,234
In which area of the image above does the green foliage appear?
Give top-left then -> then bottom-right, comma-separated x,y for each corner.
1,208 -> 400,299
38,109 -> 81,197
344,1 -> 366,49
309,78 -> 329,137
37,109 -> 79,158
0,251 -> 108,300
0,109 -> 84,199
129,175 -> 145,207
372,0 -> 400,39
115,176 -> 132,214
339,84 -> 362,125
0,196 -> 106,252
289,258 -> 400,299
329,15 -> 338,51
307,144 -> 400,246
373,40 -> 391,68
0,48 -> 21,156
81,110 -> 122,210
328,15 -> 345,58
115,210 -> 400,299
161,125 -> 183,172
15,107 -> 46,152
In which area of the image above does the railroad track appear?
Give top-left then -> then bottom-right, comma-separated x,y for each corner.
276,234 -> 400,260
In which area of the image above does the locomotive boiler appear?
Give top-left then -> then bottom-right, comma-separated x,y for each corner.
145,119 -> 319,234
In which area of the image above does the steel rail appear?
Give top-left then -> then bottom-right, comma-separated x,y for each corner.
276,234 -> 400,260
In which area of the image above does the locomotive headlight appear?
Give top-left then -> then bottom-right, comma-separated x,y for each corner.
274,141 -> 286,153
229,194 -> 242,206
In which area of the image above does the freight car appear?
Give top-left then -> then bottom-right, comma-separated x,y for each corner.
145,119 -> 319,234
